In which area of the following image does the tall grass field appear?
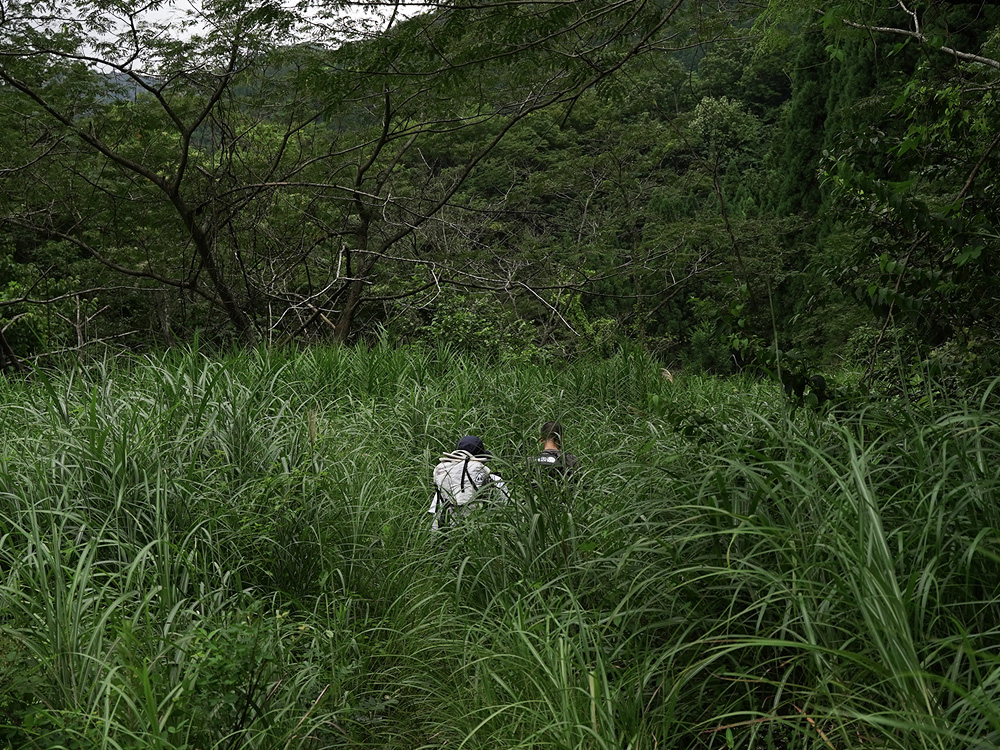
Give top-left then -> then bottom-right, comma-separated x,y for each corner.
1,343 -> 999,749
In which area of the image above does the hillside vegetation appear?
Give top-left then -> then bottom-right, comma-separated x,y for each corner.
1,346 -> 999,748
2,1 -> 999,389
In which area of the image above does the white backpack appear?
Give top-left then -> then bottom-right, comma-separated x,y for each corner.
428,451 -> 508,530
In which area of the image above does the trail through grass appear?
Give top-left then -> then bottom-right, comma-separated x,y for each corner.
1,344 -> 999,748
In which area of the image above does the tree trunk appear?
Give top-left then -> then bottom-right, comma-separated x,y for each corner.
177,204 -> 260,346
333,278 -> 365,344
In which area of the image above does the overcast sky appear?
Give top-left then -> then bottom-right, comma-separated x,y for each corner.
135,0 -> 430,44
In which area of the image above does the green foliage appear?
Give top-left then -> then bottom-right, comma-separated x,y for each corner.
422,294 -> 541,363
689,319 -> 735,374
1,0 -> 998,399
753,1 -> 1000,388
0,630 -> 42,746
820,60 -> 1000,385
1,0 -> 738,351
0,244 -> 94,355
690,96 -> 763,166
1,347 -> 999,748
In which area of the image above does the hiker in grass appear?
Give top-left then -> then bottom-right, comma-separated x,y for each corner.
534,421 -> 579,479
428,435 -> 510,531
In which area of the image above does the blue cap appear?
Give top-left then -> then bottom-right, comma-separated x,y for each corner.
456,435 -> 490,458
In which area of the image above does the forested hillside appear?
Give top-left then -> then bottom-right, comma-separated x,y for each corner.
2,0 -> 999,385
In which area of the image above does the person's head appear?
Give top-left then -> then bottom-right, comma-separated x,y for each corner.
540,421 -> 563,449
456,435 -> 491,458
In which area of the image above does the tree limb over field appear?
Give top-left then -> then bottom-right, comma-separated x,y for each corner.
0,0 -> 744,351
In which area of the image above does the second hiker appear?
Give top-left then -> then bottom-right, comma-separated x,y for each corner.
534,420 -> 579,479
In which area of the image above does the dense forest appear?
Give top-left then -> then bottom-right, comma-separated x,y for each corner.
2,0 -> 997,390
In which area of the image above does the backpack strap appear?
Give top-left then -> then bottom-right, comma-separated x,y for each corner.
433,480 -> 453,529
460,455 -> 479,493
